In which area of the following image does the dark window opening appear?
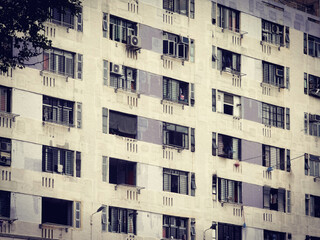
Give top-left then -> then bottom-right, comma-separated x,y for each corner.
262,103 -> 285,129
262,145 -> 285,171
109,158 -> 136,186
307,113 -> 320,137
109,15 -> 137,44
263,187 -> 286,212
309,74 -> 320,98
110,64 -> 137,92
163,0 -> 189,16
163,168 -> 188,195
217,134 -> 241,160
262,19 -> 284,46
305,34 -> 320,57
50,7 -> 75,28
0,86 -> 11,113
307,236 -> 320,240
217,48 -> 240,73
216,4 -> 240,32
43,96 -> 74,126
109,110 -> 137,139
163,32 -> 189,60
0,190 -> 10,218
0,137 -> 11,167
163,77 -> 189,104
223,101 -> 233,115
262,61 -> 285,87
163,215 -> 188,240
108,206 -> 136,234
43,48 -> 75,77
307,154 -> 320,177
264,230 -> 286,240
42,145 -> 76,176
218,178 -> 242,204
218,222 -> 242,240
42,197 -> 73,226
163,122 -> 189,149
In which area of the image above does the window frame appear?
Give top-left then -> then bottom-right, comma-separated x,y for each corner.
110,64 -> 137,92
214,4 -> 240,33
262,103 -> 285,129
0,85 -> 11,113
217,48 -> 241,74
261,19 -> 284,46
109,15 -> 137,44
217,134 -> 241,160
163,32 -> 190,60
163,122 -> 189,149
0,137 -> 11,167
108,206 -> 136,234
163,215 -> 188,240
262,61 -> 285,87
163,168 -> 189,195
218,178 -> 242,204
163,77 -> 189,105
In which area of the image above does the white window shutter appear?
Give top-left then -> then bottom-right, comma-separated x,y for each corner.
216,91 -> 223,113
233,96 -> 241,117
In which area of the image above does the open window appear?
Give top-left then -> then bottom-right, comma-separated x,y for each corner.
108,206 -> 136,234
218,223 -> 241,240
109,110 -> 137,139
217,134 -> 241,160
163,168 -> 188,195
109,158 -> 136,186
308,74 -> 320,98
262,19 -> 284,46
304,113 -> 320,137
0,85 -> 11,113
306,194 -> 320,218
50,6 -> 82,31
305,154 -> 320,177
42,146 -> 80,177
163,215 -> 188,240
263,187 -> 286,212
212,3 -> 240,33
109,15 -> 137,44
304,33 -> 320,57
0,191 -> 10,218
163,0 -> 189,16
215,91 -> 241,117
0,137 -> 11,167
163,122 -> 189,149
163,32 -> 189,60
217,48 -> 240,74
262,145 -> 285,171
42,197 -> 73,226
43,96 -> 74,126
262,61 -> 285,87
218,178 -> 242,204
110,63 -> 137,92
163,77 -> 189,104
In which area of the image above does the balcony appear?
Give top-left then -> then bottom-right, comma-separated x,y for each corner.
0,111 -> 19,129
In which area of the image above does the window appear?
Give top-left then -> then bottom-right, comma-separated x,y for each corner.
50,7 -> 80,29
110,63 -> 137,92
103,60 -> 108,85
163,215 -> 188,240
109,15 -> 137,44
262,19 -> 284,46
305,154 -> 320,177
307,236 -> 320,240
163,168 -> 188,195
305,74 -> 320,98
109,110 -> 137,139
218,223 -> 241,240
0,85 -> 11,112
42,146 -> 81,177
305,113 -> 320,137
263,187 -> 286,212
109,158 -> 136,186
262,61 -> 285,87
43,48 -> 79,78
0,137 -> 11,167
212,4 -> 240,33
217,48 -> 241,74
262,103 -> 285,129
264,230 -> 286,240
163,32 -> 190,60
214,91 -> 241,117
42,197 -> 74,226
43,96 -> 74,126
163,0 -> 189,16
108,206 -> 136,234
163,77 -> 189,104
216,134 -> 241,160
0,190 -> 10,218
218,178 -> 242,204
163,122 -> 189,149
304,33 -> 320,57
262,145 -> 285,171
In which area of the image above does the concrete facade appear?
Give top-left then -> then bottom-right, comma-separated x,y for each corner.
0,0 -> 320,239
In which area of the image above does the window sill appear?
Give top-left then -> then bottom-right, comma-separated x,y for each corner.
219,27 -> 248,38
219,200 -> 242,207
39,223 -> 71,231
113,87 -> 140,97
42,120 -> 74,129
260,82 -> 285,89
44,20 -> 75,32
260,40 -> 283,50
0,111 -> 19,121
220,67 -> 246,77
161,99 -> 188,108
0,216 -> 18,224
114,184 -> 145,194
163,144 -> 187,152
40,70 -> 74,81
161,54 -> 187,64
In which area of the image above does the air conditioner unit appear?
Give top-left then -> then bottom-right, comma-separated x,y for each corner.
110,63 -> 122,75
276,68 -> 284,77
0,152 -> 11,166
0,142 -> 11,152
179,36 -> 189,45
127,35 -> 141,49
57,164 -> 63,173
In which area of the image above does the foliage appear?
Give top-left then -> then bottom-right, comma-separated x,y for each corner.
0,0 -> 81,72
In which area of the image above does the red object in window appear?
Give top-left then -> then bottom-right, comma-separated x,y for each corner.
180,94 -> 184,100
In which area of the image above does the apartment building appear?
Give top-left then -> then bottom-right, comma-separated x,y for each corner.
0,0 -> 320,239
